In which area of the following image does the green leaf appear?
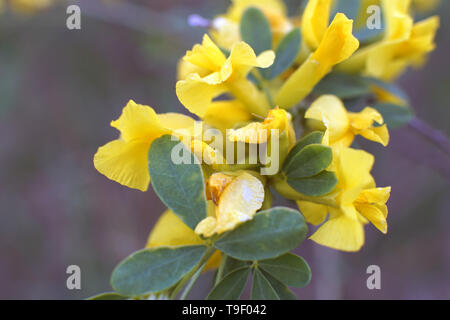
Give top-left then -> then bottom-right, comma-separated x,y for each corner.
251,268 -> 279,300
314,73 -> 371,99
259,253 -> 311,288
222,256 -> 251,278
111,245 -> 206,296
265,28 -> 301,79
283,144 -> 333,179
215,207 -> 308,261
149,135 -> 207,230
284,131 -> 324,167
372,103 -> 414,129
260,270 -> 297,300
332,0 -> 360,20
240,7 -> 272,55
368,77 -> 410,105
207,267 -> 251,300
287,170 -> 337,197
88,292 -> 128,300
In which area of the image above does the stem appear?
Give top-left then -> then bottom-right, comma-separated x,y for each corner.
408,117 -> 450,157
215,254 -> 228,286
180,260 -> 207,300
169,247 -> 216,300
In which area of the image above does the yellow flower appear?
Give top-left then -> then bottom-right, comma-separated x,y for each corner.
176,34 -> 275,118
297,148 -> 391,252
210,0 -> 292,49
275,13 -> 359,108
203,100 -> 253,132
305,95 -> 389,148
195,172 -> 264,237
93,100 -> 195,191
301,0 -> 333,50
339,0 -> 440,81
228,107 -> 296,145
146,209 -> 221,270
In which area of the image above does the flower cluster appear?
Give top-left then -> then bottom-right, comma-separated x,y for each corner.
92,0 -> 439,300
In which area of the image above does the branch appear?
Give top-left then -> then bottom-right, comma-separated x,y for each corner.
408,117 -> 450,157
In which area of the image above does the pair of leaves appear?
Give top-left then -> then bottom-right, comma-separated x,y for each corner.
282,132 -> 337,197
241,7 -> 301,80
207,253 -> 311,300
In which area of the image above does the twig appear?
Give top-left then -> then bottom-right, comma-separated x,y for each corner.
408,117 -> 450,157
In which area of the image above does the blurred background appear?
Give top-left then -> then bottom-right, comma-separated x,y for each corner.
0,0 -> 449,299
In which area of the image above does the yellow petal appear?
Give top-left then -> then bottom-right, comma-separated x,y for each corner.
297,201 -> 328,226
148,210 -> 221,270
204,100 -> 253,131
347,107 -> 390,146
354,203 -> 388,234
215,172 -> 264,234
177,59 -> 210,81
302,0 -> 333,49
147,210 -> 204,247
176,74 -> 228,118
383,0 -> 413,41
230,41 -> 275,76
359,125 -> 390,146
305,95 -> 350,145
229,108 -> 290,143
276,14 -> 359,108
184,34 -> 227,72
94,139 -> 151,191
158,113 -> 197,137
334,148 -> 375,204
194,216 -> 218,238
191,140 -> 225,166
310,213 -> 365,252
110,100 -> 169,142
356,187 -> 392,206
207,173 -> 235,204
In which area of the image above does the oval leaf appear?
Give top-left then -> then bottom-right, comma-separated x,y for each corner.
215,207 -> 308,261
240,7 -> 272,55
283,131 -> 324,169
207,267 -> 250,300
314,73 -> 371,99
265,28 -> 301,79
111,245 -> 206,296
222,256 -> 251,280
149,135 -> 207,230
251,268 -> 279,300
287,170 -> 337,197
259,253 -> 311,288
284,144 -> 332,179
260,270 -> 297,300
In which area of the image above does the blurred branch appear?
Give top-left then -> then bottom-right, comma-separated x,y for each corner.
408,117 -> 450,157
